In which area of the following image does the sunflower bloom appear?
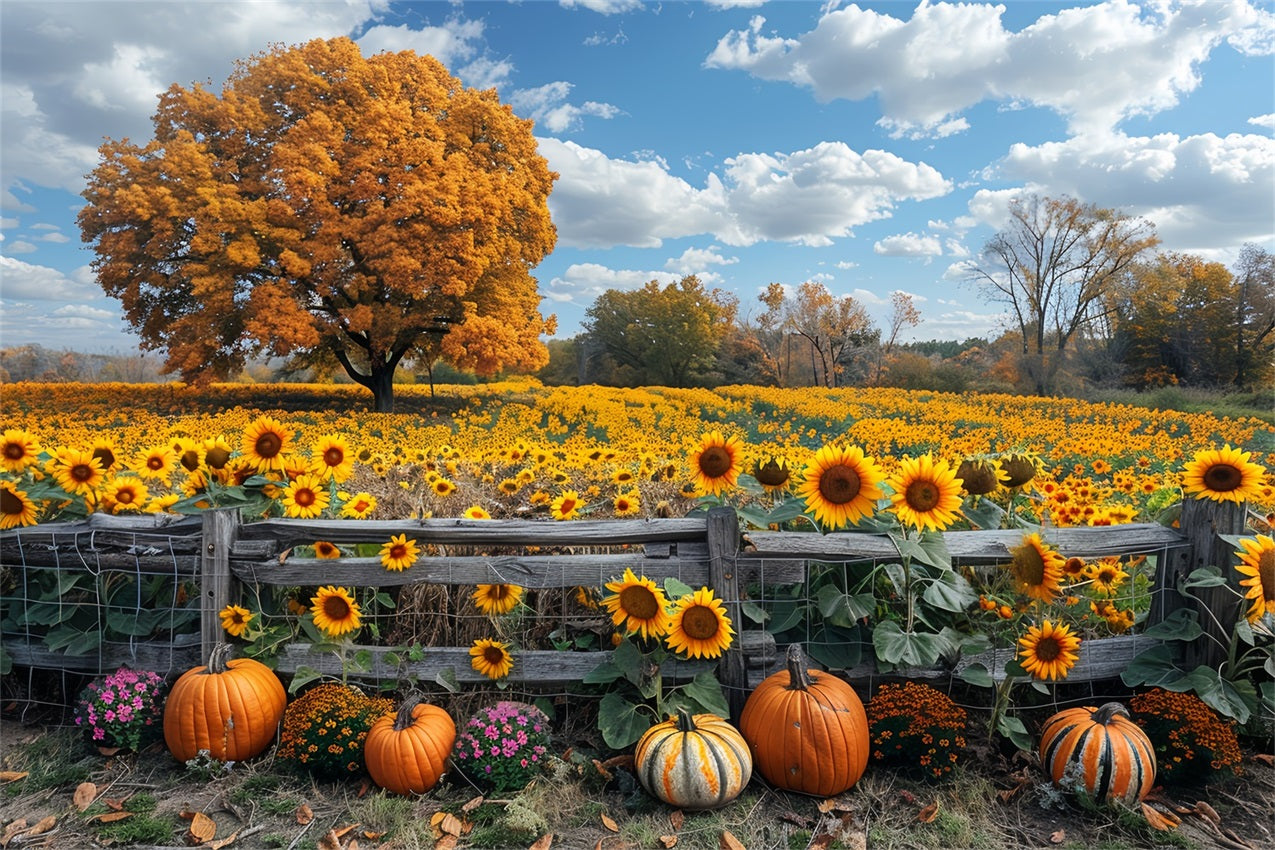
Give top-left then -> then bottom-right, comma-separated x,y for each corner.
309,434 -> 354,482
752,456 -> 792,492
200,436 -> 234,473
133,444 -> 176,482
470,638 -> 514,680
0,481 -> 39,528
472,584 -> 523,616
551,489 -> 584,521
463,505 -> 491,520
1087,557 -> 1128,596
1181,445 -> 1266,504
50,448 -> 105,496
1234,534 -> 1275,623
219,604 -> 253,638
0,429 -> 41,474
665,587 -> 735,659
104,478 -> 149,513
379,534 -> 420,572
340,492 -> 377,519
886,454 -> 964,532
613,490 -> 641,517
281,473 -> 330,519
432,477 -> 458,497
310,586 -> 362,638
1007,532 -> 1065,603
241,415 -> 293,473
956,457 -> 1003,496
602,568 -> 672,640
1018,619 -> 1081,681
795,444 -> 885,530
313,540 -> 341,559
89,438 -> 121,475
690,431 -> 742,495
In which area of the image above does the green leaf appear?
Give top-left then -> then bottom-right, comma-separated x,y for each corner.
597,691 -> 652,750
677,672 -> 730,718
805,634 -> 863,671
816,584 -> 874,627
288,665 -> 323,695
582,658 -> 624,685
871,621 -> 946,668
959,663 -> 994,688
882,562 -> 908,598
1142,608 -> 1203,641
663,577 -> 694,600
740,600 -> 768,625
997,714 -> 1033,753
921,570 -> 977,613
765,599 -> 807,635
962,497 -> 1006,530
373,591 -> 396,609
434,667 -> 461,694
1119,644 -> 1184,688
1159,666 -> 1254,724
912,531 -> 952,570
735,505 -> 772,530
1181,566 -> 1229,589
764,498 -> 811,525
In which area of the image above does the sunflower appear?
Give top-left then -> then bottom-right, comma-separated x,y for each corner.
313,540 -> 341,559
498,478 -> 521,495
133,444 -> 176,481
0,429 -> 42,474
219,604 -> 253,638
1017,619 -> 1081,681
241,415 -> 293,473
1006,533 -> 1065,603
469,638 -> 514,680
378,534 -> 420,572
955,457 -> 1003,496
612,469 -> 636,485
0,481 -> 39,529
472,584 -> 523,616
310,586 -> 362,638
602,568 -> 672,640
551,489 -> 584,521
613,490 -> 641,517
200,436 -> 234,473
173,438 -> 202,473
795,444 -> 885,530
886,454 -> 964,532
432,477 -> 458,497
664,587 -> 735,659
752,456 -> 792,492
340,492 -> 377,519
90,437 -> 121,475
689,431 -> 742,496
463,505 -> 492,520
104,478 -> 149,513
1061,556 -> 1088,581
50,448 -> 105,496
1234,534 -> 1275,623
309,434 -> 354,482
146,492 -> 181,514
281,473 -> 330,519
1087,557 -> 1128,596
574,586 -> 602,609
999,453 -> 1041,489
1181,445 -> 1266,504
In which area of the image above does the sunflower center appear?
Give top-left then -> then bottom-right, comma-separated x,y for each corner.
482,645 -> 506,665
180,450 -> 201,472
323,596 -> 351,620
619,585 -> 660,620
490,585 -> 512,600
754,460 -> 790,487
1034,636 -> 1061,662
559,497 -> 577,513
147,456 -> 165,471
70,463 -> 95,483
1001,456 -> 1036,487
324,448 -> 345,467
3,443 -> 25,460
957,460 -> 998,495
681,605 -> 720,641
205,447 -> 231,469
294,489 -> 316,507
904,480 -> 941,512
116,488 -> 136,504
352,499 -> 370,512
1259,550 -> 1275,603
1,489 -> 22,515
255,432 -> 283,459
1202,462 -> 1242,493
92,447 -> 116,469
818,464 -> 862,505
390,544 -> 408,561
698,446 -> 733,479
1011,546 -> 1045,586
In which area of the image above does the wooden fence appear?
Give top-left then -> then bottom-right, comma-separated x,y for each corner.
1,499 -> 1248,718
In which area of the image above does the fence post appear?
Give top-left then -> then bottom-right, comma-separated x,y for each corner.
200,508 -> 240,664
1177,497 -> 1247,668
707,506 -> 747,721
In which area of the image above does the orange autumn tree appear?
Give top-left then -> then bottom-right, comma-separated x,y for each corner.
78,37 -> 557,412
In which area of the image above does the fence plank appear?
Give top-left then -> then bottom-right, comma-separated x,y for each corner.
200,508 -> 239,664
1178,498 -> 1248,668
707,506 -> 748,720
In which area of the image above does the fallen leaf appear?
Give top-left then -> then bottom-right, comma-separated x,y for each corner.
104,798 -> 127,812
1049,829 -> 1066,844
436,813 -> 462,837
719,830 -> 746,850
179,808 -> 198,821
187,811 -> 217,844
23,817 -> 56,839
780,810 -> 814,828
592,839 -> 603,850
0,771 -> 29,783
600,813 -> 619,833
316,829 -> 342,850
278,547 -> 292,564
527,834 -> 553,850
435,837 -> 458,850
1,818 -> 29,849
917,802 -> 939,823
73,781 -> 97,811
347,840 -> 359,850
296,803 -> 314,825
1193,801 -> 1221,826
658,835 -> 678,848
1141,803 -> 1179,832
209,829 -> 240,850
356,779 -> 371,798
362,830 -> 386,840
332,824 -> 358,840
669,810 -> 684,831
92,812 -> 134,824
1252,753 -> 1274,767
462,796 -> 485,813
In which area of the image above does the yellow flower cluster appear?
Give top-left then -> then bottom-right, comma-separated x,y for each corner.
866,681 -> 967,780
275,682 -> 393,780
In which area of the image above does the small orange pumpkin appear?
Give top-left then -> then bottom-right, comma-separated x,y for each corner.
738,643 -> 869,796
364,695 -> 456,796
1039,702 -> 1156,806
163,643 -> 286,762
635,708 -> 752,810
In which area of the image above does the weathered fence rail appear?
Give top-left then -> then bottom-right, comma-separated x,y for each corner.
2,502 -> 1244,713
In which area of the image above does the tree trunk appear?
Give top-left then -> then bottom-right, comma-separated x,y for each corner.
368,363 -> 396,413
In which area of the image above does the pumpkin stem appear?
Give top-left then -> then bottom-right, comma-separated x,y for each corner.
784,643 -> 813,691
393,694 -> 425,731
675,707 -> 699,733
206,643 -> 234,674
1093,702 -> 1130,725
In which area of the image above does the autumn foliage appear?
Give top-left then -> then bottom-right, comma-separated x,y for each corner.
78,37 -> 557,411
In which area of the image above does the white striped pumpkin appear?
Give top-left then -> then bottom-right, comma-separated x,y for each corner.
635,709 -> 752,810
1039,702 -> 1156,806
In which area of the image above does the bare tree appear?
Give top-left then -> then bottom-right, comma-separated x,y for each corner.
967,194 -> 1159,395
1232,243 -> 1275,389
874,291 -> 922,385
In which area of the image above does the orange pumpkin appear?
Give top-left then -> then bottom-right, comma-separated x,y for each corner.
163,643 -> 286,762
635,708 -> 752,810
738,643 -> 869,796
364,695 -> 456,796
1039,702 -> 1156,806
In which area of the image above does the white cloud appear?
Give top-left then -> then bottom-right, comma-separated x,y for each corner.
706,1 -> 1271,137
0,255 -> 98,299
510,82 -> 621,134
873,232 -> 943,257
544,262 -> 680,306
36,231 -> 70,243
4,241 -> 36,254
558,0 -> 645,14
664,246 -> 738,275
1251,113 -> 1275,131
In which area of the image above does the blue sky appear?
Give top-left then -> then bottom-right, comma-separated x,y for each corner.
2,0 -> 1272,355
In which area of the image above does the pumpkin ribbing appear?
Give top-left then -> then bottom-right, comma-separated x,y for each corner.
635,708 -> 751,810
1039,702 -> 1156,806
364,694 -> 456,796
163,643 -> 286,763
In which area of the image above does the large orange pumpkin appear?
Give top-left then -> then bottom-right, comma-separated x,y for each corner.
738,643 -> 869,796
1039,702 -> 1156,806
364,695 -> 456,796
163,643 -> 287,762
635,708 -> 752,810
